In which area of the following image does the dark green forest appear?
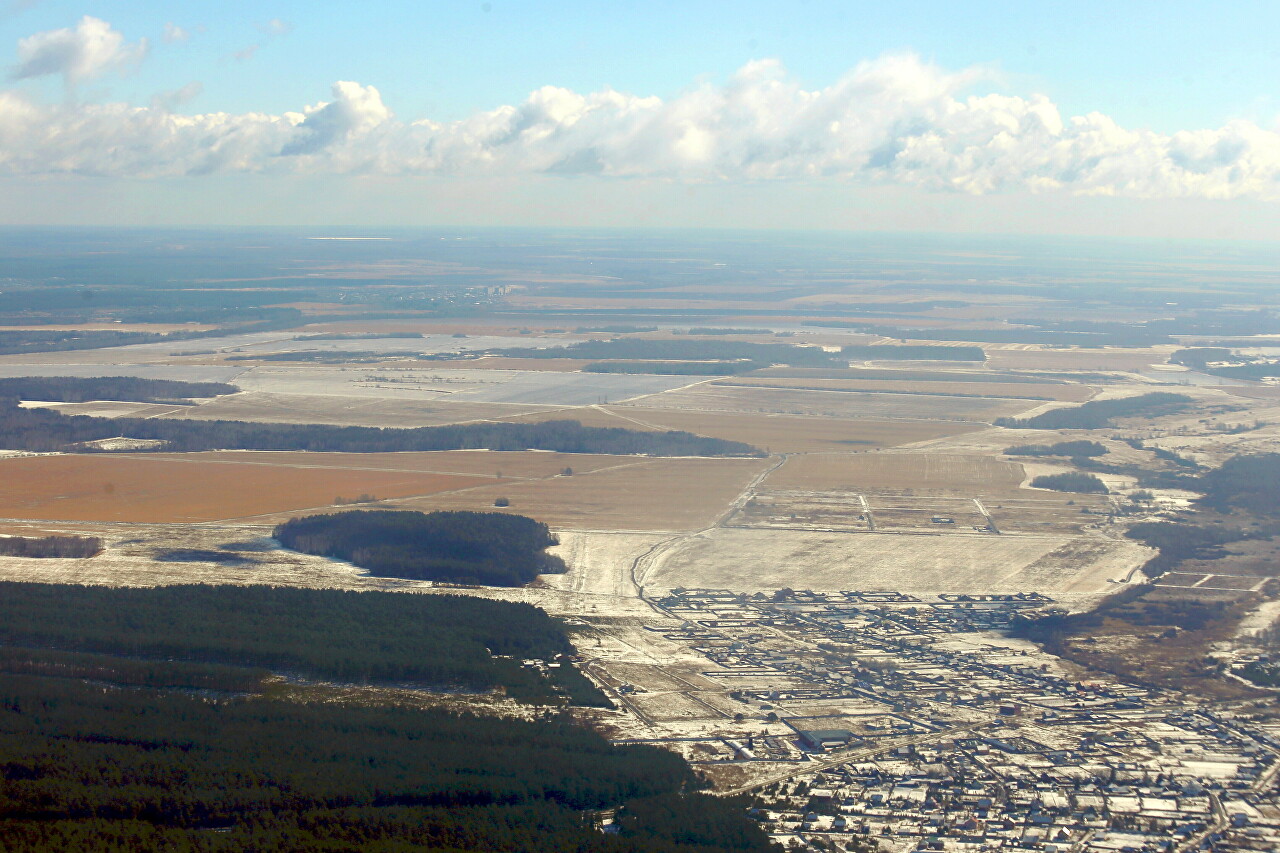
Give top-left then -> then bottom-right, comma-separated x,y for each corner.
0,376 -> 236,402
275,510 -> 565,587
0,583 -> 601,705
0,400 -> 761,456
1029,472 -> 1109,493
0,675 -> 773,852
0,581 -> 775,850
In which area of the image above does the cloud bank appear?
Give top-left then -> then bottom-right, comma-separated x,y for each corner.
1,53 -> 1279,199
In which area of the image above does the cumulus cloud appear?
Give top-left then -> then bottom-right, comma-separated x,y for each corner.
11,15 -> 146,85
281,81 -> 391,156
1,53 -> 1279,198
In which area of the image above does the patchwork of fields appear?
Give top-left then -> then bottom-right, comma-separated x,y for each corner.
0,321 -> 1232,609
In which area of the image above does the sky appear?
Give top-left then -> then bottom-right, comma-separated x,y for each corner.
2,0 -> 1280,238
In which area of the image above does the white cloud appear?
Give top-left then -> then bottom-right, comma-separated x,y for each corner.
11,15 -> 147,85
1,52 -> 1280,199
162,23 -> 189,45
280,81 -> 392,156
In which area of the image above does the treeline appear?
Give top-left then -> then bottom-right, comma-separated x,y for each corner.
1124,522 -> 1245,577
1029,472 -> 1109,493
1005,440 -> 1107,457
0,401 -> 762,456
1197,453 -> 1280,515
1204,362 -> 1280,380
0,376 -> 235,403
0,535 -> 102,558
0,674 -> 773,852
0,582 -> 602,704
0,310 -> 305,355
1169,347 -> 1237,369
1166,346 -> 1280,380
275,510 -> 565,587
995,392 -> 1192,430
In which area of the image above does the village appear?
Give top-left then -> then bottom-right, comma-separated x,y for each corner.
594,588 -> 1280,852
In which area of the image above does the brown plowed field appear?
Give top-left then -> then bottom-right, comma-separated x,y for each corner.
139,450 -> 633,479
763,453 -> 1026,492
390,457 -> 770,531
0,455 -> 491,523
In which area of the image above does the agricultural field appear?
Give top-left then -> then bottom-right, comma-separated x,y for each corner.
0,522 -> 420,591
388,456 -> 771,532
762,452 -> 1026,492
0,454 -> 493,523
592,408 -> 980,453
143,449 -> 635,479
641,527 -> 1147,602
163,391 -> 544,427
984,347 -> 1169,372
623,383 -> 1040,422
719,377 -> 1098,402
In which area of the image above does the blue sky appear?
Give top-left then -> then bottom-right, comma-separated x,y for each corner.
6,0 -> 1276,130
2,0 -> 1280,235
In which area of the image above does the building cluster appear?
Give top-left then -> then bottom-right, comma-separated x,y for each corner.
632,589 -> 1280,852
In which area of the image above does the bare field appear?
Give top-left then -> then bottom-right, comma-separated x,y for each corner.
389,457 -> 771,532
0,455 -> 490,523
165,391 -> 542,427
426,357 -> 593,372
718,377 -> 1097,402
0,522 -> 433,591
644,527 -> 1148,598
982,495 -> 1114,536
1224,386 -> 1280,401
984,348 -> 1165,372
593,408 -> 980,453
730,490 -> 1107,537
763,453 -> 1025,492
25,400 -> 189,418
541,531 -> 672,600
141,449 -> 634,479
623,384 -> 1039,422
